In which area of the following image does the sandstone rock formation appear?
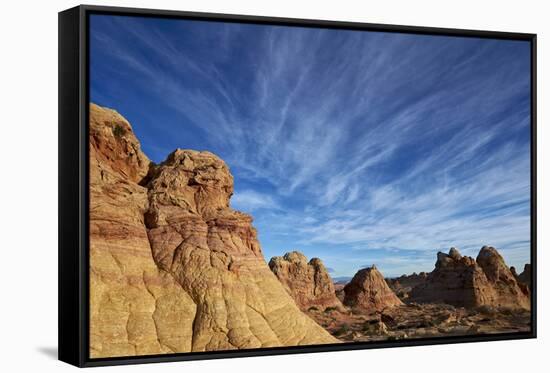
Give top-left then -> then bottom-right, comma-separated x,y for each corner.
269,251 -> 343,312
89,104 -> 337,358
386,272 -> 428,300
334,281 -> 347,303
409,247 -> 529,309
518,264 -> 532,290
476,246 -> 530,308
89,103 -> 196,357
343,265 -> 403,312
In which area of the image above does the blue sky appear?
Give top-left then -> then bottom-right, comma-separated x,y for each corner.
90,15 -> 531,278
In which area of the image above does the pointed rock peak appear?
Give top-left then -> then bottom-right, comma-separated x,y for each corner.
476,246 -> 508,281
448,247 -> 462,260
268,256 -> 283,266
89,103 -> 151,183
343,265 -> 403,312
478,245 -> 500,259
355,265 -> 383,279
283,251 -> 308,264
308,257 -> 324,267
435,251 -> 452,268
518,263 -> 532,289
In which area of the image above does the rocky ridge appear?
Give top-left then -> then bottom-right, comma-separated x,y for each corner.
410,247 -> 530,309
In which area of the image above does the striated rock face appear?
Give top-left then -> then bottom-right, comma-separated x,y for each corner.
145,150 -> 337,351
89,104 -> 196,358
343,265 -> 403,312
268,251 -> 343,312
410,247 -> 529,309
89,104 -> 336,358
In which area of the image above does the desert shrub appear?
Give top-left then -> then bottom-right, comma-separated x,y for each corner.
112,124 -> 126,138
324,306 -> 338,313
308,306 -> 319,312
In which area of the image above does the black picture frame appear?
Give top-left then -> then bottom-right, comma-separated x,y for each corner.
58,4 -> 537,368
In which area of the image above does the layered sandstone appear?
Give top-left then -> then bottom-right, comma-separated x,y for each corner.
89,104 -> 196,357
410,247 -> 529,309
89,104 -> 336,358
343,265 -> 403,312
269,251 -> 343,312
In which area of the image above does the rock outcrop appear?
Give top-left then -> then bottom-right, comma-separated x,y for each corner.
409,247 -> 530,309
518,264 -> 532,290
343,265 -> 403,312
89,104 -> 337,358
89,103 -> 196,358
269,251 -> 343,312
476,246 -> 530,308
386,272 -> 428,300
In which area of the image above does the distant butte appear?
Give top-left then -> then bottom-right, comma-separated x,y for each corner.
269,251 -> 344,312
410,246 -> 530,309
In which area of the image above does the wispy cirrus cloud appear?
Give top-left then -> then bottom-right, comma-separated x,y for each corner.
90,15 -> 531,277
231,190 -> 279,212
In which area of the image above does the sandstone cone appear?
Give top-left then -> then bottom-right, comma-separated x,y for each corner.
410,247 -> 529,309
89,104 -> 337,358
476,246 -> 530,309
269,251 -> 343,311
343,265 -> 403,312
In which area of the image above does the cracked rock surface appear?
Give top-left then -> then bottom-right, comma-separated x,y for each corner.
89,104 -> 336,358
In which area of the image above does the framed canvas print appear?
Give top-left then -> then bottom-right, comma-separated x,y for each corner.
58,5 -> 537,367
